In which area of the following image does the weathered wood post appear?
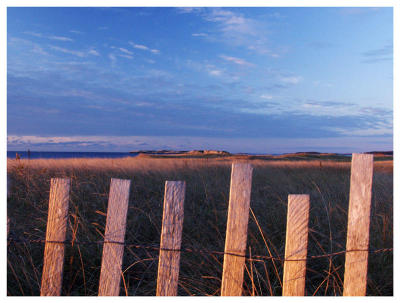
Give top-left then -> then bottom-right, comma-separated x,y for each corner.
221,162 -> 253,296
40,178 -> 70,296
156,181 -> 186,296
98,178 -> 131,296
343,153 -> 374,296
282,194 -> 310,296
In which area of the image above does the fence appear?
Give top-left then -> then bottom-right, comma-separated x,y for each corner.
7,153 -> 381,296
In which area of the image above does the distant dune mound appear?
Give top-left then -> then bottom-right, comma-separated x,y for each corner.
186,150 -> 231,156
366,151 -> 393,156
130,149 -> 392,161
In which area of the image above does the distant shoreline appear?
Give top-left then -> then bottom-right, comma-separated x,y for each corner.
7,150 -> 392,161
7,151 -> 137,160
129,149 -> 393,156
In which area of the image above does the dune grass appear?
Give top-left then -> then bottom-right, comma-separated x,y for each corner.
7,157 -> 393,296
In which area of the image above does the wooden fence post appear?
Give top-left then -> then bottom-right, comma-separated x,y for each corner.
282,194 -> 310,296
343,153 -> 374,296
40,178 -> 70,296
98,178 -> 131,296
221,162 -> 253,296
156,181 -> 186,296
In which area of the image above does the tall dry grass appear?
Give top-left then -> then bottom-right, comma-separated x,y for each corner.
7,157 -> 393,296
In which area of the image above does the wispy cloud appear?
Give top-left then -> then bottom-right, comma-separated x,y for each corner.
361,44 -> 392,63
302,100 -> 355,115
32,45 -> 49,56
118,54 -> 133,59
186,59 -> 245,81
358,106 -> 392,117
119,47 -> 133,55
49,45 -> 101,57
23,31 -> 43,38
299,100 -> 392,123
23,31 -> 44,38
312,80 -> 333,87
24,31 -> 73,42
130,42 -> 148,50
176,7 -> 203,14
209,69 -> 223,76
260,94 -> 274,100
261,69 -> 305,88
328,123 -> 392,136
49,45 -> 85,57
204,8 -> 259,44
48,35 -> 74,42
8,37 -> 52,58
220,54 -> 253,66
203,64 -> 224,77
280,75 -> 302,84
109,53 -> 117,64
204,8 -> 249,30
192,33 -> 208,37
129,41 -> 160,54
88,49 -> 100,56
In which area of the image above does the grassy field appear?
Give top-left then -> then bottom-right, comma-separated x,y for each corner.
7,157 -> 393,296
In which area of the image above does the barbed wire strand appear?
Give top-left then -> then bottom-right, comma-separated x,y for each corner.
7,236 -> 393,263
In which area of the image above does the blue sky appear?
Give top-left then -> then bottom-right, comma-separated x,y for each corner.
7,6 -> 393,153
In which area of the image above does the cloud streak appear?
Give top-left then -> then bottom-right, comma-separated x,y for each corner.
48,35 -> 74,42
108,53 -> 117,64
119,47 -> 133,55
88,49 -> 100,56
50,45 -> 85,57
118,54 -> 133,59
279,75 -> 302,84
192,33 -> 208,37
361,44 -> 393,63
129,41 -> 160,54
50,45 -> 102,58
24,31 -> 74,42
220,54 -> 254,66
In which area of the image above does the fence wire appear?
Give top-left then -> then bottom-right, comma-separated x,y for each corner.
7,236 -> 393,263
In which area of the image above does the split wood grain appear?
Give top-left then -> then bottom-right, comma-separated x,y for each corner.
40,178 -> 70,296
98,178 -> 131,296
156,181 -> 186,296
282,194 -> 310,296
221,162 -> 253,296
343,153 -> 374,296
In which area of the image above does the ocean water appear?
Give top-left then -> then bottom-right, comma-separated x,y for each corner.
7,151 -> 138,159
